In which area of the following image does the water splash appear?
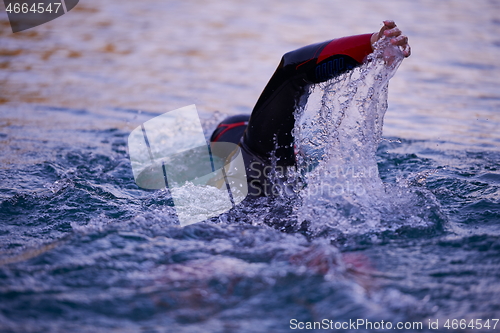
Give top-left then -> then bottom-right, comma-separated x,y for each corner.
293,37 -> 446,238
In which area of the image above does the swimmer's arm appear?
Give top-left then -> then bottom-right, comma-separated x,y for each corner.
371,20 -> 411,57
245,22 -> 410,162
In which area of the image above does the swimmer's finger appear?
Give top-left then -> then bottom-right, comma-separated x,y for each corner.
384,27 -> 402,38
382,20 -> 396,30
377,20 -> 396,40
402,44 -> 411,58
391,34 -> 408,47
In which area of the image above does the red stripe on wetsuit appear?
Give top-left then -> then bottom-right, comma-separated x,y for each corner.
317,33 -> 373,64
212,121 -> 248,143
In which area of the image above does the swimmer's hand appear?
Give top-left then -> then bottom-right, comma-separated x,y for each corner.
371,20 -> 411,57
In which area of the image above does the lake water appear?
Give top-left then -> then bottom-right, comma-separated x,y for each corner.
1,0 -> 499,332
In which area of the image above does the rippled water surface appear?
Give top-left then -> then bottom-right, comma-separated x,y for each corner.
1,0 -> 500,332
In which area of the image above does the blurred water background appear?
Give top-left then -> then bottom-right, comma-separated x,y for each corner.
1,0 -> 499,332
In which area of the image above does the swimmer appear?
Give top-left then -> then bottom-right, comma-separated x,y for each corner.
210,20 -> 410,195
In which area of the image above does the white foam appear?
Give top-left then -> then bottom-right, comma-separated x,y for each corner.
293,38 -> 444,236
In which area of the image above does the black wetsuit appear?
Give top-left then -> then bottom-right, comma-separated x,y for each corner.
210,33 -> 374,195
